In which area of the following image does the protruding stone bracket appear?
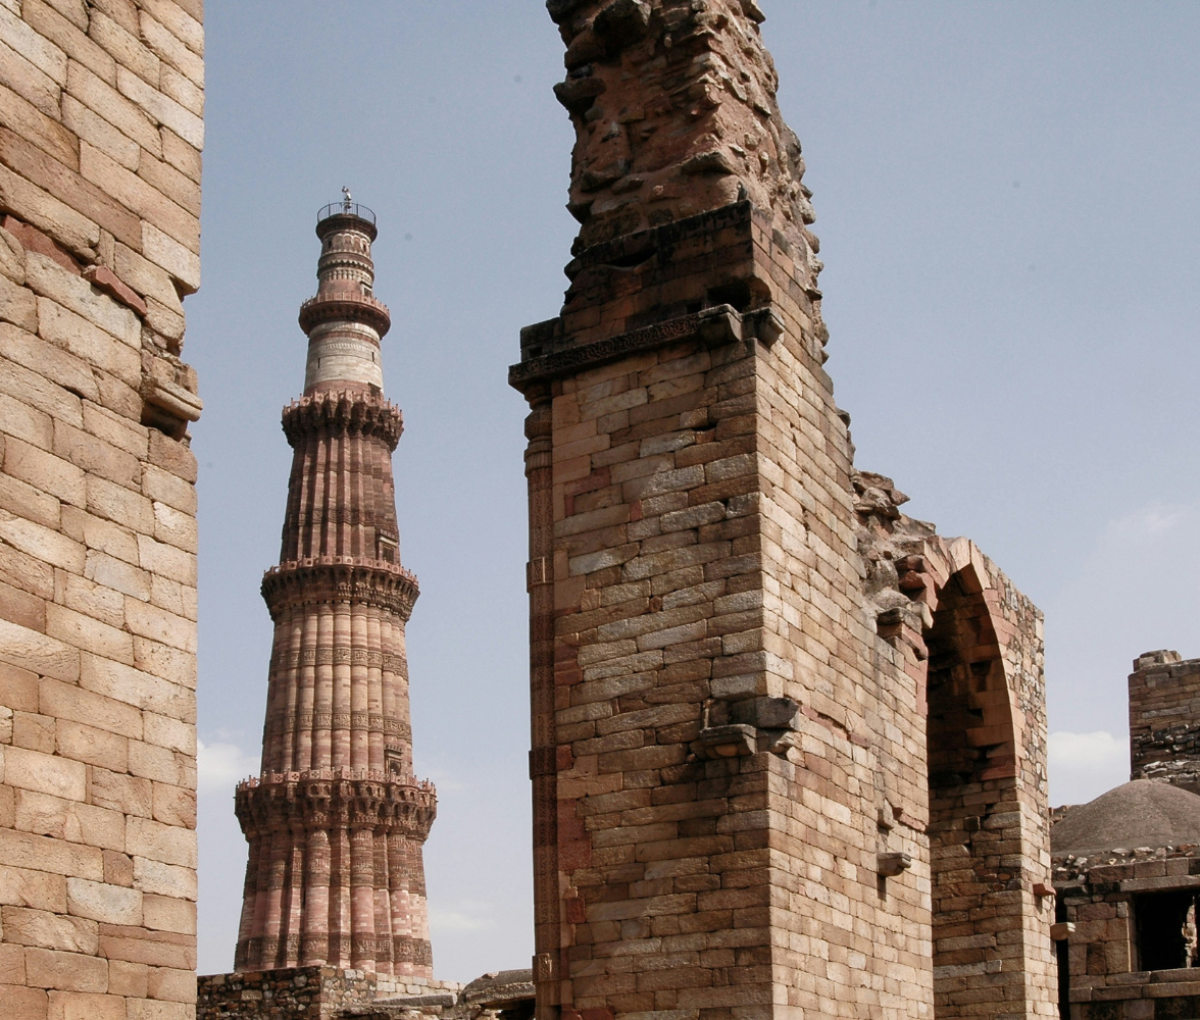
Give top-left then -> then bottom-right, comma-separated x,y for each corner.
141,350 -> 203,439
692,696 -> 804,760
879,852 -> 913,878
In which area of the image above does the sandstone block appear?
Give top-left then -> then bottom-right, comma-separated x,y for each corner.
3,436 -> 87,509
22,0 -> 116,85
2,905 -> 97,953
0,78 -> 77,170
107,958 -> 147,997
131,856 -> 194,900
81,653 -> 192,721
15,789 -> 125,850
65,877 -> 141,925
47,990 -> 127,1020
0,617 -> 79,681
0,34 -> 62,118
143,712 -> 193,754
0,270 -> 38,332
123,598 -> 196,653
40,677 -> 142,740
40,303 -> 141,388
0,984 -> 48,1020
5,745 -> 86,801
0,941 -> 24,982
0,163 -> 100,258
1,323 -> 100,407
24,946 -> 108,991
12,711 -> 54,752
150,782 -> 193,828
46,602 -> 132,664
64,60 -> 161,156
125,816 -> 195,869
137,532 -> 195,585
0,863 -> 67,912
132,637 -> 195,690
80,140 -> 198,252
151,500 -> 196,553
143,221 -> 199,292
87,8 -> 159,84
141,463 -> 195,516
56,719 -> 127,771
142,892 -> 193,934
26,252 -> 140,346
147,963 -> 196,1002
89,768 -> 151,818
113,241 -> 182,312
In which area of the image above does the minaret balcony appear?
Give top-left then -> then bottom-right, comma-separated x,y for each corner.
299,290 -> 391,337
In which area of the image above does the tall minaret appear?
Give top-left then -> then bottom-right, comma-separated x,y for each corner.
233,195 -> 436,977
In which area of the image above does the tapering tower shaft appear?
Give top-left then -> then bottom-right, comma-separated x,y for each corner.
234,201 -> 436,977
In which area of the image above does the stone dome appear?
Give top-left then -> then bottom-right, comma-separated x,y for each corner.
1051,779 -> 1200,856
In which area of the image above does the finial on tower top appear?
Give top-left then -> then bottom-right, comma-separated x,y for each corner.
342,186 -> 352,211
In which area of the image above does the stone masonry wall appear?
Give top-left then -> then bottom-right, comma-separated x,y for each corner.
0,1 -> 204,1019
1129,651 -> 1200,792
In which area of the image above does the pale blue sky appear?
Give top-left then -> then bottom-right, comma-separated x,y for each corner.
190,1 -> 1200,982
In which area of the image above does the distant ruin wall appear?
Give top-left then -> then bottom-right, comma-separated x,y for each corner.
1129,651 -> 1200,792
0,1 -> 204,1018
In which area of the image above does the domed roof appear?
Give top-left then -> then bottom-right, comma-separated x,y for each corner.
1051,779 -> 1200,856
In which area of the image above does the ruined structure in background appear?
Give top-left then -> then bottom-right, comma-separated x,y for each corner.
198,201 -> 454,1017
1052,651 -> 1200,1020
509,2 -> 1057,1018
0,1 -> 204,1018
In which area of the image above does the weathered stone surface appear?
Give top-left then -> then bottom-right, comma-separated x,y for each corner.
0,2 -> 203,1017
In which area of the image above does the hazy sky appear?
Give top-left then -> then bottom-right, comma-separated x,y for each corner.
189,1 -> 1200,983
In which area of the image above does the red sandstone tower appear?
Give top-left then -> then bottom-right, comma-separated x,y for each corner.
233,195 -> 436,977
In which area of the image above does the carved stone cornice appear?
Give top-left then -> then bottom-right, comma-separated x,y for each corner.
235,770 -> 436,840
261,558 -> 419,621
281,389 -> 403,451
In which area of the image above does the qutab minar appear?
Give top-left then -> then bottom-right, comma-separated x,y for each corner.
233,193 -> 436,977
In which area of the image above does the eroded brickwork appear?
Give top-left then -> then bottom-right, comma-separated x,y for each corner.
1129,651 -> 1200,793
513,3 -> 1056,1019
0,1 -> 204,1019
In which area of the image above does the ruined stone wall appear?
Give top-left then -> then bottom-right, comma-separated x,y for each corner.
1129,651 -> 1200,792
0,1 -> 204,1018
514,4 -> 1057,1019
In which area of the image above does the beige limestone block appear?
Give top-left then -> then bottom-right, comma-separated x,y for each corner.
0,942 -> 24,982
47,990 -> 127,1020
88,8 -> 159,84
149,783 -> 193,828
0,36 -> 62,119
0,80 -> 77,171
56,718 -> 127,771
0,5 -> 68,82
159,62 -> 201,118
79,653 -> 192,721
15,789 -> 125,850
0,661 -> 39,713
142,893 -> 193,934
12,712 -> 54,752
132,637 -> 194,690
141,463 -> 195,516
125,816 -> 195,869
80,140 -> 198,250
3,437 -> 87,507
0,864 -> 67,912
84,550 -> 150,600
82,403 -> 148,458
2,905 -> 97,952
86,473 -> 154,533
0,354 -> 87,429
62,93 -> 137,171
147,964 -> 196,1002
159,129 -> 199,184
123,600 -> 192,648
0,617 -> 79,681
139,13 -> 202,93
26,252 -> 140,346
107,959 -> 147,997
113,241 -> 182,311
38,0 -> 89,30
126,739 -> 182,785
89,770 -> 152,821
140,0 -> 203,56
65,877 -> 142,925
142,222 -> 198,291
151,501 -> 195,554
0,225 -> 24,282
24,946 -> 108,991
46,602 -> 132,663
65,60 -> 161,156
0,827 -> 102,880
5,744 -> 85,801
22,0 -> 117,85
143,712 -> 192,754
136,533 -> 194,585
126,997 -> 193,1020
40,677 -> 142,740
148,575 -> 183,616
0,389 -> 54,449
56,570 -> 124,627
0,984 -> 49,1020
137,146 -> 200,219
0,705 -> 12,742
131,856 -> 194,900
0,163 -> 100,258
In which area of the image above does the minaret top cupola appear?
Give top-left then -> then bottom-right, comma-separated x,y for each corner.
299,188 -> 392,395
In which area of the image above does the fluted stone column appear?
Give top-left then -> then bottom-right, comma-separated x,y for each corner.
234,199 -> 437,976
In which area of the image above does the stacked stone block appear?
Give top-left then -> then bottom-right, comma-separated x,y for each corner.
0,1 -> 204,1018
513,2 -> 1056,1019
